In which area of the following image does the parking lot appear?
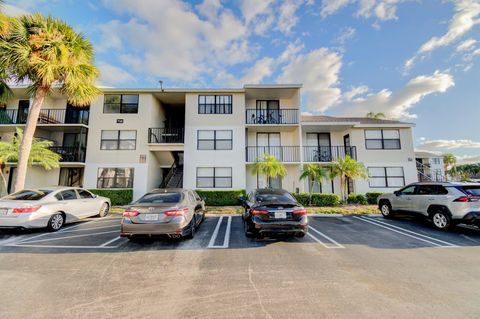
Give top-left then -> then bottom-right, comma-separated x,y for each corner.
1,214 -> 480,318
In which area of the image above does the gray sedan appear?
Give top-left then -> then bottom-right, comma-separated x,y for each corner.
120,188 -> 205,240
0,187 -> 110,231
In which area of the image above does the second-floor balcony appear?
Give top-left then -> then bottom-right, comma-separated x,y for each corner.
49,146 -> 86,162
246,109 -> 299,125
303,146 -> 357,162
0,108 -> 89,125
246,146 -> 300,162
148,128 -> 185,143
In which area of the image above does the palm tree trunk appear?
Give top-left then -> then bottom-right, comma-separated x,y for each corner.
13,88 -> 47,192
309,179 -> 314,206
0,167 -> 7,196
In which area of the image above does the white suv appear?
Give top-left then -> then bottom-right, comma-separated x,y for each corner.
377,182 -> 480,230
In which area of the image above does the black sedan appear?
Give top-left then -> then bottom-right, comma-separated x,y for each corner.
240,189 -> 308,238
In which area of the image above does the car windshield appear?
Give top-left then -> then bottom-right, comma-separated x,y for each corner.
136,192 -> 182,204
3,189 -> 52,200
460,186 -> 480,196
256,193 -> 296,203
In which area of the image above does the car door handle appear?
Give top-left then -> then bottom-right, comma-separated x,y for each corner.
428,198 -> 435,201
406,198 -> 412,200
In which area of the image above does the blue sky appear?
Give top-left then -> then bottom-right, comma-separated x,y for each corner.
4,0 -> 480,163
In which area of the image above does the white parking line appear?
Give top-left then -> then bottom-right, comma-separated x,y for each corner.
99,236 -> 123,247
14,230 -> 119,244
308,226 -> 345,249
207,216 -> 232,249
6,244 -> 120,249
354,216 -> 458,248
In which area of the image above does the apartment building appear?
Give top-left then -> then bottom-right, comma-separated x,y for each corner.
415,151 -> 446,182
0,85 -> 419,200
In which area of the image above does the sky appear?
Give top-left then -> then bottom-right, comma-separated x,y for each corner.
4,0 -> 480,164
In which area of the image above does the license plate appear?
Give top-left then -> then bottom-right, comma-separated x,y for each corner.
274,212 -> 287,219
143,214 -> 159,221
0,209 -> 8,215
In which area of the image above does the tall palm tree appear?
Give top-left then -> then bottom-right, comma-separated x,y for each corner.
251,154 -> 286,188
0,0 -> 13,104
366,112 -> 386,119
299,163 -> 330,204
0,128 -> 61,193
330,156 -> 368,202
0,14 -> 99,191
443,153 -> 457,181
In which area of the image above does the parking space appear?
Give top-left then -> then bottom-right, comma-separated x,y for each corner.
2,214 -> 480,252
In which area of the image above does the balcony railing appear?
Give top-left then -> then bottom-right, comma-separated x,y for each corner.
246,109 -> 298,125
49,146 -> 86,162
303,146 -> 357,162
246,146 -> 300,162
148,128 -> 185,143
0,108 -> 89,125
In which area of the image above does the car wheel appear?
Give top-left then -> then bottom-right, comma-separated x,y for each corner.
380,202 -> 394,219
295,232 -> 306,238
98,203 -> 109,218
185,217 -> 196,239
244,219 -> 255,238
47,213 -> 65,232
432,211 -> 451,230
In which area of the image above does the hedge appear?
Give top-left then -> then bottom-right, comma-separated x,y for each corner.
346,193 -> 368,205
292,193 -> 341,207
89,189 -> 133,206
366,192 -> 383,205
196,190 -> 246,206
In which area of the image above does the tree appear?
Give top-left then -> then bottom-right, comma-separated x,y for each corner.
299,163 -> 330,205
330,156 -> 368,202
443,153 -> 457,181
0,0 -> 13,104
251,154 -> 286,188
366,112 -> 386,119
0,14 -> 99,192
0,128 -> 61,194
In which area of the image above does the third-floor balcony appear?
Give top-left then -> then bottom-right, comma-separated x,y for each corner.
0,108 -> 89,125
148,128 -> 185,144
246,109 -> 299,125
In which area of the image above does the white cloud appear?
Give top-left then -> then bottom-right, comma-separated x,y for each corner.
335,27 -> 356,45
97,63 -> 136,86
344,85 -> 369,100
277,48 -> 343,112
3,4 -> 29,16
417,139 -> 480,150
456,38 -> 477,51
320,0 -> 351,18
337,71 -> 455,119
276,0 -> 304,34
216,57 -> 275,86
457,154 -> 480,164
320,0 -> 404,21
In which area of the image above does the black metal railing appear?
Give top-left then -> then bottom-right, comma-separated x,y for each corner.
246,146 -> 300,162
0,108 -> 89,125
148,128 -> 184,143
246,109 -> 298,124
49,146 -> 86,162
303,146 -> 357,162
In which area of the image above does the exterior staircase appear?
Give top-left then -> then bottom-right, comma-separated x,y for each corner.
160,164 -> 183,188
416,161 -> 446,182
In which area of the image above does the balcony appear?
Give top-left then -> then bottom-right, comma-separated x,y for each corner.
246,146 -> 300,162
0,108 -> 89,125
246,109 -> 298,125
148,128 -> 184,144
303,146 -> 357,162
49,146 -> 86,162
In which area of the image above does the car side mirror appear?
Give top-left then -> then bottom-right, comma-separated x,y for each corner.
94,194 -> 98,198
394,191 -> 400,196
239,196 -> 246,202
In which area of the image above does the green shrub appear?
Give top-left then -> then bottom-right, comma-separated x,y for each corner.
196,190 -> 246,206
89,189 -> 133,206
366,192 -> 383,205
347,193 -> 368,205
292,193 -> 341,207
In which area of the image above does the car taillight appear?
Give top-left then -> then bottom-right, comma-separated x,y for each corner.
251,208 -> 269,215
123,209 -> 140,217
293,208 -> 307,216
164,208 -> 189,217
454,196 -> 480,202
12,205 -> 41,213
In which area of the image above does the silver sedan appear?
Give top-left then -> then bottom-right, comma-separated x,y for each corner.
0,187 -> 111,231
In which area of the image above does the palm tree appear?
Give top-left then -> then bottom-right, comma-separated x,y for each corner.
299,163 -> 330,204
0,128 -> 61,194
366,112 -> 386,119
0,0 -> 13,104
251,154 -> 286,188
443,153 -> 457,181
0,14 -> 99,192
330,156 -> 368,202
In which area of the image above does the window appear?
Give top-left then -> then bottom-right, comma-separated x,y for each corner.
365,130 -> 401,150
103,94 -> 139,113
197,130 -> 233,150
399,185 -> 416,195
59,190 -> 77,200
101,130 -> 136,150
136,192 -> 182,204
198,95 -> 232,114
196,167 -> 232,188
4,189 -> 52,200
97,168 -> 134,188
368,167 -> 405,188
432,158 -> 441,165
416,185 -> 448,195
78,189 -> 94,199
